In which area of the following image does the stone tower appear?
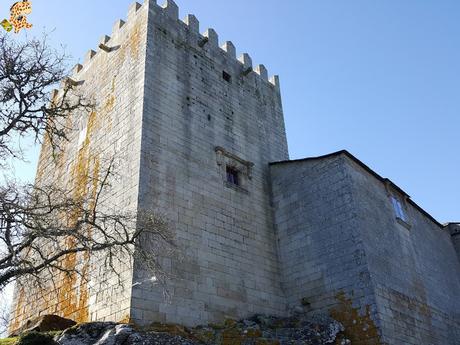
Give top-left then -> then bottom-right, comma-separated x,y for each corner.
10,0 -> 289,331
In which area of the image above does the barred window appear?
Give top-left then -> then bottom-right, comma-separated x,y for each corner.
226,166 -> 239,186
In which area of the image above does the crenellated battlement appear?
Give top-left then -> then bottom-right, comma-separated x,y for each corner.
69,0 -> 280,88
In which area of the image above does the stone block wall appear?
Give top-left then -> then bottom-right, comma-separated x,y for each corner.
131,0 -> 289,327
271,152 -> 460,345
348,157 -> 460,345
270,154 -> 382,345
9,2 -> 149,333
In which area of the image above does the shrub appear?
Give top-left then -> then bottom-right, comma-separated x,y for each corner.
17,332 -> 56,345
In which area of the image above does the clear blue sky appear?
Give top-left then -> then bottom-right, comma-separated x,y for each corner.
8,0 -> 460,222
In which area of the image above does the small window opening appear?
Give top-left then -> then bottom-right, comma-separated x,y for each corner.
226,166 -> 239,186
391,196 -> 407,222
222,71 -> 232,83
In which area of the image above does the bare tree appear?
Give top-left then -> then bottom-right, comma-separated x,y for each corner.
0,290 -> 11,337
0,162 -> 175,292
0,32 -> 89,163
0,32 -> 176,312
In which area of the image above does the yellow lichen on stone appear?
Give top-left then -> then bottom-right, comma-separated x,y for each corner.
104,77 -> 116,118
129,23 -> 141,60
331,291 -> 383,345
146,323 -> 190,339
55,109 -> 102,324
119,315 -> 132,324
221,327 -> 243,345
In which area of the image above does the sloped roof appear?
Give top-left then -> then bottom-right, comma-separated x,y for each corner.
270,150 -> 446,229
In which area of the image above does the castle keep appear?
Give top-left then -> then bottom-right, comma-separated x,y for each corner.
9,1 -> 460,344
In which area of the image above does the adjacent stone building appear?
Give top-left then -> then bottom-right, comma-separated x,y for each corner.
9,1 -> 460,344
271,152 -> 460,344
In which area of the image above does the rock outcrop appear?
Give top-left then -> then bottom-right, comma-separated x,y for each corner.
57,323 -> 195,345
54,313 -> 350,345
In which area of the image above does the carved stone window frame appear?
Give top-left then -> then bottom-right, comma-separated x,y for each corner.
215,146 -> 254,193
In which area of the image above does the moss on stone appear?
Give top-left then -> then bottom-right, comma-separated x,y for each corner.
17,332 -> 56,345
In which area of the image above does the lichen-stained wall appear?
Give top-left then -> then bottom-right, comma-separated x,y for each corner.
131,0 -> 289,326
9,2 -> 149,333
348,157 -> 460,345
270,155 -> 383,345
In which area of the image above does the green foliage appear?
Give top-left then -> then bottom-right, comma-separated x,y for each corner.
17,332 -> 56,345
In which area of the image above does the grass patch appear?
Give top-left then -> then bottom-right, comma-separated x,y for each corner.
0,338 -> 17,345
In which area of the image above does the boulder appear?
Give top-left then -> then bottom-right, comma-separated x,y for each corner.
11,315 -> 76,337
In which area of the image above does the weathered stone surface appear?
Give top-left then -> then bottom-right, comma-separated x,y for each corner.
11,315 -> 76,337
57,322 -> 198,345
270,152 -> 460,344
54,313 -> 348,345
189,313 -> 348,345
133,0 -> 289,327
